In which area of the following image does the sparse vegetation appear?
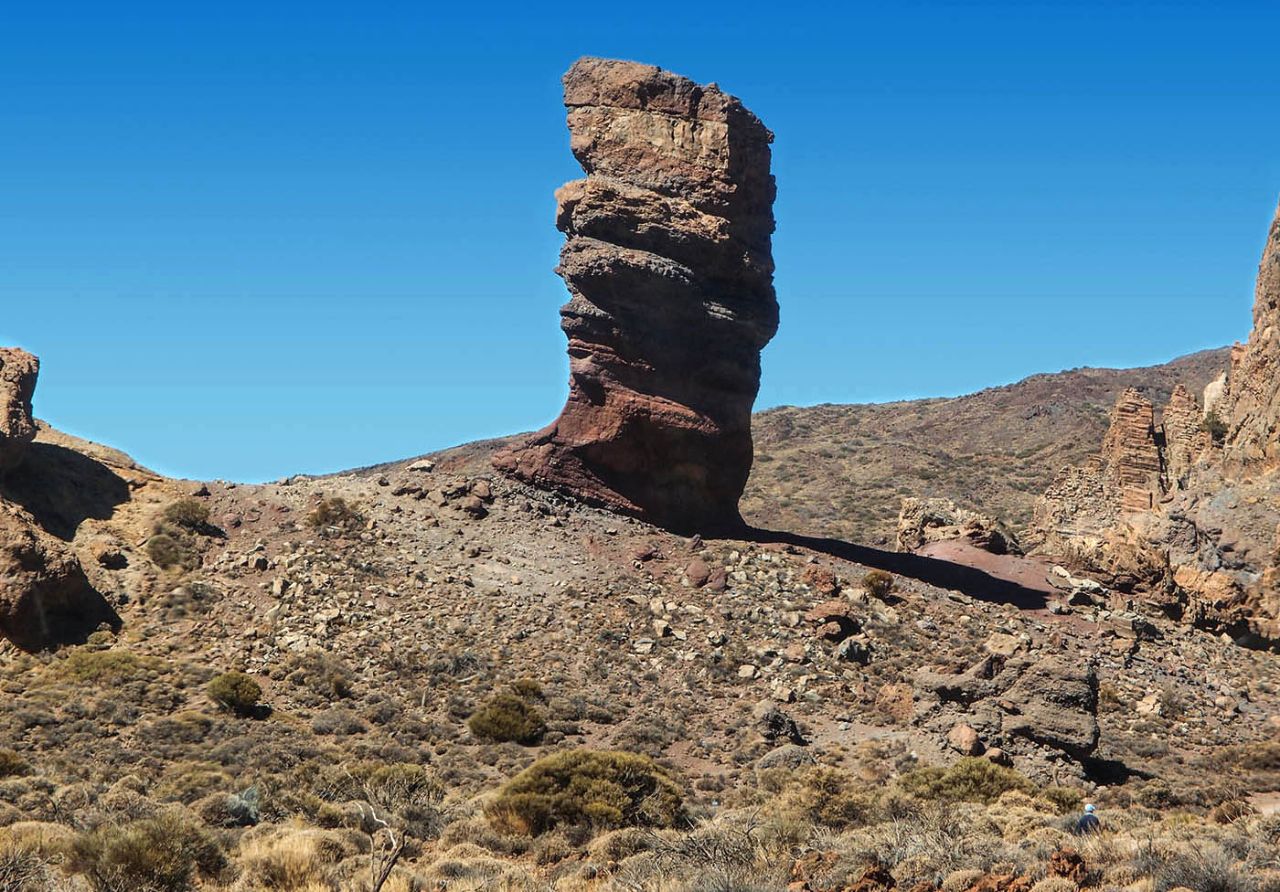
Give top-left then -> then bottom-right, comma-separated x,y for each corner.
486,749 -> 684,836
148,497 -> 218,569
1202,409 -> 1229,444
306,497 -> 364,533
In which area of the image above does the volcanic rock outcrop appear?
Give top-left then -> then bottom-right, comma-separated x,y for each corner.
0,499 -> 116,651
1032,198 -> 1280,641
896,497 -> 1022,555
494,57 -> 778,533
913,653 -> 1099,778
0,348 -> 38,473
1216,201 -> 1280,472
0,348 -> 119,650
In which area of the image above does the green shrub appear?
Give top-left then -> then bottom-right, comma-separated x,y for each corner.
69,811 -> 225,892
1040,785 -> 1084,814
486,749 -> 683,836
162,498 -> 210,530
863,570 -> 895,597
1202,410 -> 1229,444
468,692 -> 546,745
207,671 -> 262,716
0,748 -> 32,778
897,757 -> 1034,804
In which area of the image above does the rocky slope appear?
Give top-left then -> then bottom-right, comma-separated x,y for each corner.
495,58 -> 779,534
1026,200 -> 1280,645
3,406 -> 1280,889
742,348 -> 1229,546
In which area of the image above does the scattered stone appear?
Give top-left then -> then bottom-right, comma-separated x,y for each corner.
684,559 -> 711,588
947,722 -> 985,756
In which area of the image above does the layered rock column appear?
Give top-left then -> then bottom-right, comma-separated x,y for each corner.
1100,388 -> 1164,511
495,58 -> 779,533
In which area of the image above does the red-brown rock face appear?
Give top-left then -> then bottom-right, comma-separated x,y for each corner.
494,58 -> 778,533
0,349 -> 38,473
1219,201 -> 1280,472
0,499 -> 112,651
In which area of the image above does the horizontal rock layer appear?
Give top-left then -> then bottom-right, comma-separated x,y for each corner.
496,58 -> 778,533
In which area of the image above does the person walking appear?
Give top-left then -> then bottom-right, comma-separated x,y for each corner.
1075,803 -> 1101,835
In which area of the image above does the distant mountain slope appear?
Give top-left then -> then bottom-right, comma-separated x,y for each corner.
742,347 -> 1230,545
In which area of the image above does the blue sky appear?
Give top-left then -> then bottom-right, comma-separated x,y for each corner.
3,1 -> 1278,481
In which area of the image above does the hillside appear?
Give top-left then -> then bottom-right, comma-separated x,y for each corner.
742,348 -> 1230,545
2,408 -> 1280,890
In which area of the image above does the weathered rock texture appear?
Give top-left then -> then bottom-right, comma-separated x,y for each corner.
1032,199 -> 1280,642
494,58 -> 778,533
913,653 -> 1099,778
0,350 -> 127,649
1218,201 -> 1280,472
896,497 -> 1022,555
0,348 -> 38,473
0,490 -> 116,650
1100,388 -> 1164,512
1161,384 -> 1211,489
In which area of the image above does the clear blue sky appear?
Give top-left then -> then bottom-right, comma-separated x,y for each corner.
3,2 -> 1278,481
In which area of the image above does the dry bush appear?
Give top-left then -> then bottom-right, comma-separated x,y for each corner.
161,498 -> 210,530
769,766 -> 875,831
207,670 -> 263,716
307,497 -> 364,533
0,842 -> 58,892
863,570 -> 895,598
68,810 -> 225,892
234,825 -> 366,890
278,650 -> 356,703
0,750 -> 31,780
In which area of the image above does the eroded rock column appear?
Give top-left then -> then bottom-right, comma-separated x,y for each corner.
495,58 -> 779,533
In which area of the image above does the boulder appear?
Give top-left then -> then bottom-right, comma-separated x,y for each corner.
0,349 -> 38,473
1000,656 -> 1099,758
494,57 -> 778,533
804,598 -> 860,642
947,722 -> 984,756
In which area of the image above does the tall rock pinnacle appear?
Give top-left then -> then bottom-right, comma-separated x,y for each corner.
1219,200 -> 1280,471
0,349 -> 39,473
495,57 -> 779,533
